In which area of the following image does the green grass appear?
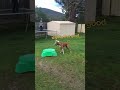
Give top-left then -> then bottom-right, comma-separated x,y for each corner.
0,23 -> 35,89
35,35 -> 85,90
86,16 -> 120,89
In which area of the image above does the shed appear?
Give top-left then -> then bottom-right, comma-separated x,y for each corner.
47,21 -> 75,36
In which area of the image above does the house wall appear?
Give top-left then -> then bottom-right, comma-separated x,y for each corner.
47,21 -> 75,36
47,21 -> 60,36
60,24 -> 75,36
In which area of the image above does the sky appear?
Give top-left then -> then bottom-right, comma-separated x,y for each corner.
35,0 -> 62,13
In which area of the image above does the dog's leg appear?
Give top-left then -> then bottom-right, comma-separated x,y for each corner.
60,50 -> 62,53
60,46 -> 62,53
66,45 -> 69,50
60,49 -> 62,53
66,45 -> 71,53
62,48 -> 64,54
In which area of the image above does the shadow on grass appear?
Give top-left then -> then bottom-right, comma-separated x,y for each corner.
86,17 -> 120,89
0,23 -> 35,89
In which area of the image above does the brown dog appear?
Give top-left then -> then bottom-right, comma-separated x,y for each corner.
54,40 -> 70,54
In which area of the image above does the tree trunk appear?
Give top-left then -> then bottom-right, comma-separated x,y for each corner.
68,9 -> 76,22
75,22 -> 78,33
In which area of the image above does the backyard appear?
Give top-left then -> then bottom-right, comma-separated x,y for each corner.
35,34 -> 85,90
1,16 -> 120,89
35,16 -> 120,90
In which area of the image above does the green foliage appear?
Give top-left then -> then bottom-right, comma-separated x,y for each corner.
35,7 -> 65,21
35,7 -> 49,22
55,0 -> 85,22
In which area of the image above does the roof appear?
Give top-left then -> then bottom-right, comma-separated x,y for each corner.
49,21 -> 75,24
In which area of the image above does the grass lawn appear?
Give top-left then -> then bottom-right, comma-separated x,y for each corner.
35,34 -> 85,90
0,23 -> 35,89
86,16 -> 120,89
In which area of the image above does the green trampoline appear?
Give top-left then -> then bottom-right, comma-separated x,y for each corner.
15,54 -> 35,73
41,48 -> 57,57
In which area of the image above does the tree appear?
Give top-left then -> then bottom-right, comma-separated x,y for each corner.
35,7 -> 49,22
55,0 -> 85,22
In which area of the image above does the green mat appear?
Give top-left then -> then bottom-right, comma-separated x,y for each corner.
15,54 -> 35,73
41,48 -> 57,57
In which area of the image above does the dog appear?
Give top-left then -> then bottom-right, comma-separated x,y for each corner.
54,40 -> 70,54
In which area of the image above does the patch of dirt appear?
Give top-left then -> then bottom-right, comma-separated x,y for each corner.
0,72 -> 34,90
37,60 -> 85,90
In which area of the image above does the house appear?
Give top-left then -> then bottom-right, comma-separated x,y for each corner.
85,0 -> 120,22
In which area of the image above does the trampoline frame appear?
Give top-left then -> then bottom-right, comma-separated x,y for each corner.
0,8 -> 35,32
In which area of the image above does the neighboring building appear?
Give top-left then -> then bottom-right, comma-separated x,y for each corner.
77,24 -> 85,33
85,0 -> 120,22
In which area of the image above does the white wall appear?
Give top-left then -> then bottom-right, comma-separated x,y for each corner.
47,21 -> 60,36
47,21 -> 75,36
60,24 -> 75,36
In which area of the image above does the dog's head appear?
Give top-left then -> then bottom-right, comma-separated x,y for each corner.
54,40 -> 60,45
